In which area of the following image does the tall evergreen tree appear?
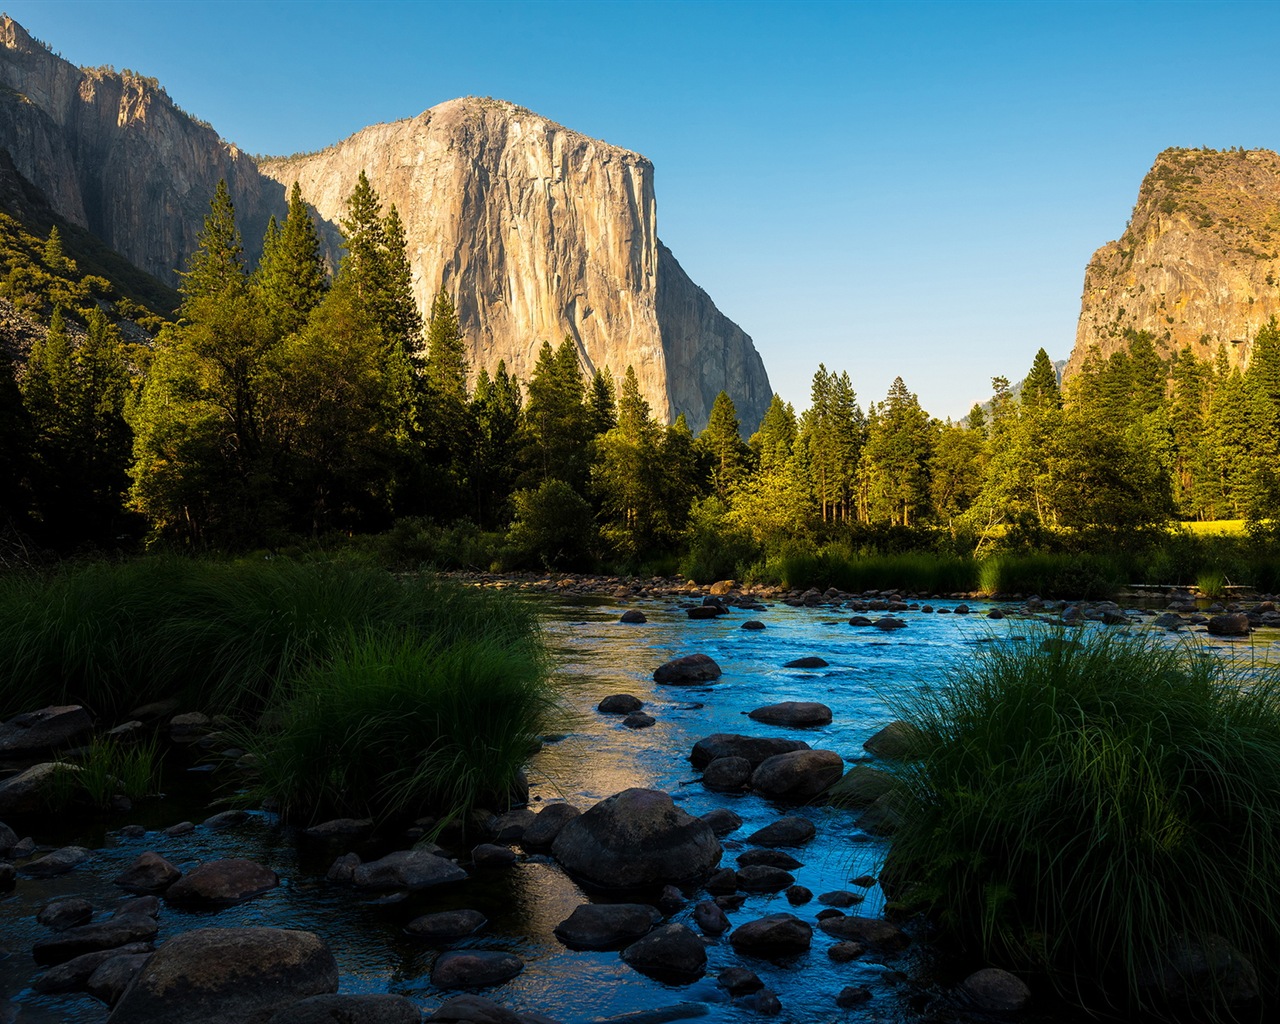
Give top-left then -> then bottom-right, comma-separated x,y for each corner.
522,338 -> 593,491
1021,348 -> 1061,411
697,391 -> 749,499
469,361 -> 524,526
861,377 -> 933,526
589,367 -> 618,435
180,179 -> 244,303
254,182 -> 328,339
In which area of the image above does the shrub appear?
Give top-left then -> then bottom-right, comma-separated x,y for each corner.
882,629 -> 1280,1013
507,480 -> 596,570
241,628 -> 557,826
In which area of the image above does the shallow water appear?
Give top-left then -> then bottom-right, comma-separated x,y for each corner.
2,595 -> 1277,1023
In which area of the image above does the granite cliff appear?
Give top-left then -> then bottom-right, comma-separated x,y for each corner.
0,16 -> 770,430
1068,147 -> 1280,378
259,98 -> 769,429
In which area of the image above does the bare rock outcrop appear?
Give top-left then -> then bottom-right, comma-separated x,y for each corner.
1068,147 -> 1280,380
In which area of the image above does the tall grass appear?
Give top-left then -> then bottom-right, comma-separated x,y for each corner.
882,629 -> 1280,1014
0,557 -> 542,720
242,629 -> 558,826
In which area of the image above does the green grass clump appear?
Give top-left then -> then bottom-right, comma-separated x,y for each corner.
242,629 -> 557,826
48,734 -> 162,810
0,556 -> 541,720
882,629 -> 1280,1013
975,551 -> 1126,599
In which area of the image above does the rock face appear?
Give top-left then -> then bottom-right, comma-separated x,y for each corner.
260,98 -> 771,431
1067,147 -> 1280,380
0,16 -> 280,285
0,18 -> 771,430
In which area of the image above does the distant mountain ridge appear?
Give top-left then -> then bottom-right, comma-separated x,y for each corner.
1067,146 -> 1280,378
0,16 -> 770,430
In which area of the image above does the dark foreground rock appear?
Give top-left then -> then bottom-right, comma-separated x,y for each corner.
863,720 -> 923,759
432,950 -> 524,989
729,913 -> 812,955
553,903 -> 661,950
748,702 -> 832,727
620,923 -> 706,980
817,914 -> 911,952
352,850 -> 467,891
114,851 -> 182,894
744,816 -> 816,848
690,734 -> 810,769
107,927 -> 338,1024
88,952 -> 152,1006
165,858 -> 279,906
20,845 -> 91,877
33,913 -> 158,966
0,704 -> 93,757
750,749 -> 844,801
521,803 -> 580,848
268,994 -> 422,1023
653,653 -> 722,684
551,788 -> 721,888
33,942 -> 154,994
960,968 -> 1032,1013
427,995 -> 522,1023
405,909 -> 488,942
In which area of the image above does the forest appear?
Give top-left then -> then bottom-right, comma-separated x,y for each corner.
3,176 -> 1279,590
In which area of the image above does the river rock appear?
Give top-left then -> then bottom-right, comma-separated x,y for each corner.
702,755 -> 751,791
690,734 -> 810,769
863,720 -> 923,759
745,816 -> 816,847
693,900 -> 730,936
620,923 -> 706,980
748,701 -> 832,727
619,610 -> 647,624
0,861 -> 14,892
0,704 -> 93,756
302,818 -> 373,839
37,897 -> 94,931
551,787 -> 721,888
32,942 -> 154,994
1153,612 -> 1184,630
960,967 -> 1031,1012
857,789 -> 907,836
1207,612 -> 1251,637
22,845 -> 92,877
786,884 -> 812,905
873,616 -> 906,631
751,748 -> 844,801
114,852 -> 182,894
848,615 -> 873,626
107,927 -> 338,1023
427,996 -> 522,1023
686,606 -> 720,620
0,819 -> 16,853
268,994 -> 422,1023
597,694 -> 642,714
836,986 -> 872,1007
352,850 -> 467,891
33,913 -> 159,966
472,843 -> 517,869
738,848 -> 802,870
622,712 -> 656,729
699,807 -> 742,836
522,803 -> 580,848
166,858 -> 279,906
741,620 -> 765,630
432,950 -> 524,989
553,903 -> 662,950
818,890 -> 863,907
405,908 -> 488,942
0,762 -> 77,814
729,913 -> 812,955
706,867 -> 738,894
818,914 -> 911,952
783,656 -> 828,669
88,952 -> 152,1006
718,967 -> 764,996
736,865 -> 794,892
828,940 -> 866,962
1137,932 -> 1259,1010
326,852 -> 360,883
653,653 -> 722,684
114,896 -> 160,919
828,764 -> 899,807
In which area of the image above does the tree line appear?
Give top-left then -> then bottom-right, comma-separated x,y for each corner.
2,177 -> 1278,566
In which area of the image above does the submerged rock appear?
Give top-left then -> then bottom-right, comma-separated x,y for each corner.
405,909 -> 488,942
744,816 -> 816,848
114,852 -> 182,895
553,903 -> 661,950
750,749 -> 844,801
432,950 -> 524,989
728,913 -> 812,955
620,923 -> 707,980
690,734 -> 809,769
748,701 -> 832,727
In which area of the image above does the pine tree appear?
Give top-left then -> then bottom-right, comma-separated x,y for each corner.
180,179 -> 245,305
469,360 -> 523,526
423,289 -> 468,404
381,205 -> 424,356
0,345 -> 33,525
522,338 -> 592,490
589,367 -> 618,435
1021,348 -> 1061,411
42,225 -> 66,273
697,391 -> 749,499
862,377 -> 933,526
254,182 -> 328,339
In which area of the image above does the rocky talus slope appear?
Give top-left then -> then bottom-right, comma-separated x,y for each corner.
1067,147 -> 1280,378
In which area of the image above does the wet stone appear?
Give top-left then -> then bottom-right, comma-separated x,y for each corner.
623,712 -> 656,729
748,701 -> 832,727
753,988 -> 782,1015
303,818 -> 373,839
693,900 -> 730,936
818,914 -> 911,952
741,620 -> 765,630
620,922 -> 707,980
352,849 -> 467,891
31,942 -> 155,994
728,913 -> 812,955
165,857 -> 279,906
269,994 -> 423,1024
702,755 -> 751,791
619,610 -> 647,624
432,950 -> 524,989
37,897 -> 94,931
699,807 -> 743,837
553,903 -> 662,950
326,852 -> 360,883
737,848 -> 802,870
817,889 -> 864,907
163,821 -> 195,837
828,940 -> 866,962
21,845 -> 91,878
405,909 -> 488,942
597,694 -> 643,714
836,986 -> 873,1007
113,851 -> 181,894
744,816 -> 816,848
736,865 -> 794,892
718,967 -> 764,996
653,653 -> 722,684
32,913 -> 159,966
785,885 -> 812,905
87,951 -> 151,1006
472,843 -> 517,869
782,656 -> 828,669
521,803 -> 580,848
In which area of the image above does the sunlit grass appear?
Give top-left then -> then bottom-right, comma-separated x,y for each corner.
882,628 -> 1280,1014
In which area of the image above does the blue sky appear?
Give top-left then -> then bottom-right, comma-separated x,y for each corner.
10,0 -> 1280,421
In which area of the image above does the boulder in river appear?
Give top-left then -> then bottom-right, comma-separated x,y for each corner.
553,903 -> 662,950
597,694 -> 642,714
1207,613 -> 1251,637
818,914 -> 911,952
267,994 -> 422,1024
0,762 -> 78,815
165,858 -> 278,907
960,968 -> 1032,1013
405,909 -> 488,942
748,702 -> 832,727
33,913 -> 159,966
653,653 -> 722,684
21,845 -> 92,878
36,897 -> 94,931
690,733 -> 809,769
782,656 -> 828,669
744,816 -> 816,848
750,749 -> 844,801
114,852 -> 182,895
729,913 -> 812,956
701,756 -> 751,791
521,803 -> 580,848
620,923 -> 707,980
862,720 -> 923,759
351,849 -> 467,891
551,788 -> 721,888
432,951 -> 524,989
107,926 -> 338,1023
